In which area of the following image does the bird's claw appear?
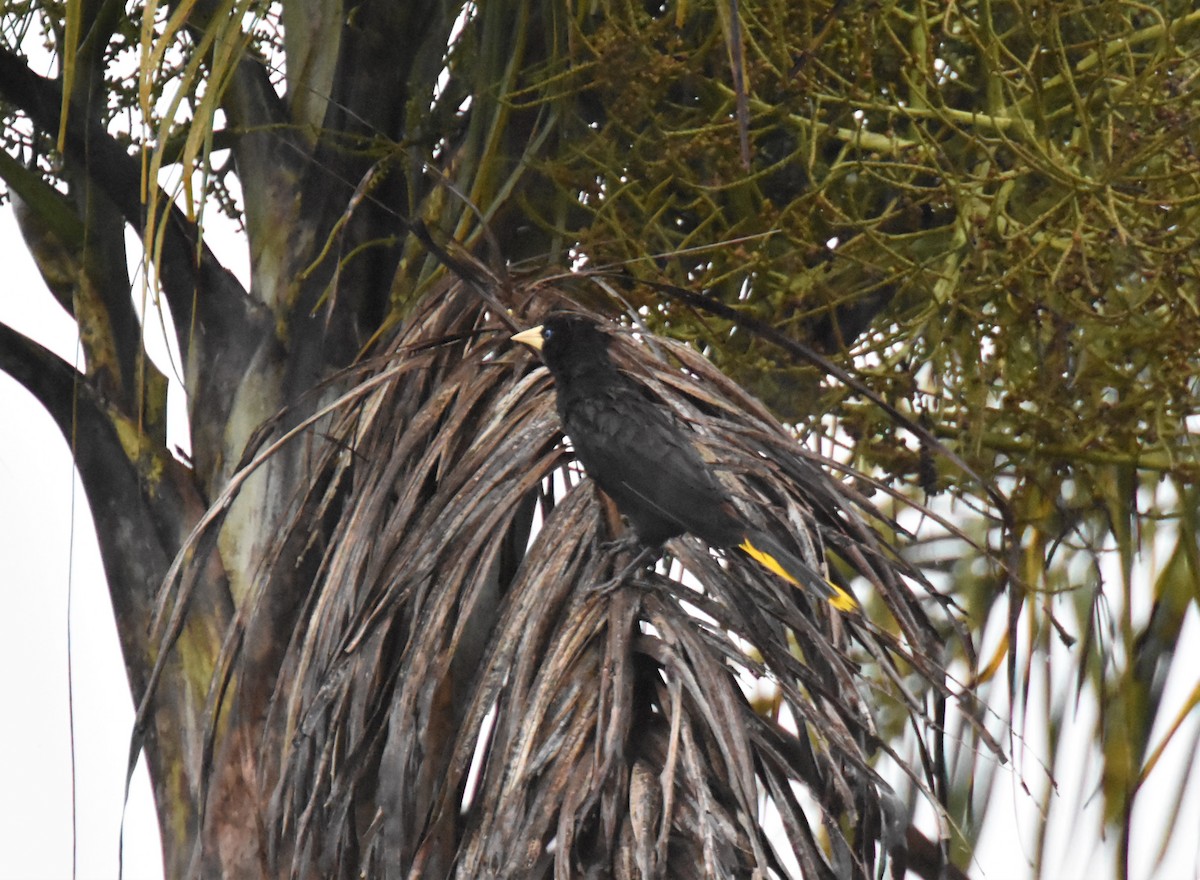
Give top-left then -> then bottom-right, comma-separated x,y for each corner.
599,534 -> 645,555
588,574 -> 628,599
588,546 -> 655,597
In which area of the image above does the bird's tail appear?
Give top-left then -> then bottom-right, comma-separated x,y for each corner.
737,531 -> 859,613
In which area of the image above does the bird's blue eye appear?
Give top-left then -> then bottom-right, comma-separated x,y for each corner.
542,326 -> 554,340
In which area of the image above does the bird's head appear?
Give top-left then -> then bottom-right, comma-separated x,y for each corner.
512,313 -> 612,375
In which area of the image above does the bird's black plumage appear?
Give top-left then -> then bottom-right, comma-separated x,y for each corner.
513,313 -> 857,612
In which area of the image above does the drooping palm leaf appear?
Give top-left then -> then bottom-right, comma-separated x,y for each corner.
160,278 -> 997,878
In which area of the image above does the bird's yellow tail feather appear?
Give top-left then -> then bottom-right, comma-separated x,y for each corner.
738,538 -> 859,613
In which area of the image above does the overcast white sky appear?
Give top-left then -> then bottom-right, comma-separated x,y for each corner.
1,199 -> 1198,879
0,206 -> 163,879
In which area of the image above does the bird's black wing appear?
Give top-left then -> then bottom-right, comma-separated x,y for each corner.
561,382 -> 739,547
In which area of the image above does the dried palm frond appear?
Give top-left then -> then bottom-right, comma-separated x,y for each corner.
182,277 -> 993,879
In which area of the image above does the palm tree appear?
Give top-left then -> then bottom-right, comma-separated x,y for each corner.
2,1 -> 1197,877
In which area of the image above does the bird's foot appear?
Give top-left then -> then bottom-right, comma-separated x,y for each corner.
599,533 -> 647,556
590,547 -> 656,597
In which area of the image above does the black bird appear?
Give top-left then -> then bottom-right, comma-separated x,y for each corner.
513,313 -> 857,612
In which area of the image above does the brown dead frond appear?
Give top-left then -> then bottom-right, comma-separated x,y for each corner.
180,278 -> 992,878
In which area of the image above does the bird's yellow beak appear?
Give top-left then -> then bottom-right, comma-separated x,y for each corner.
511,325 -> 545,352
